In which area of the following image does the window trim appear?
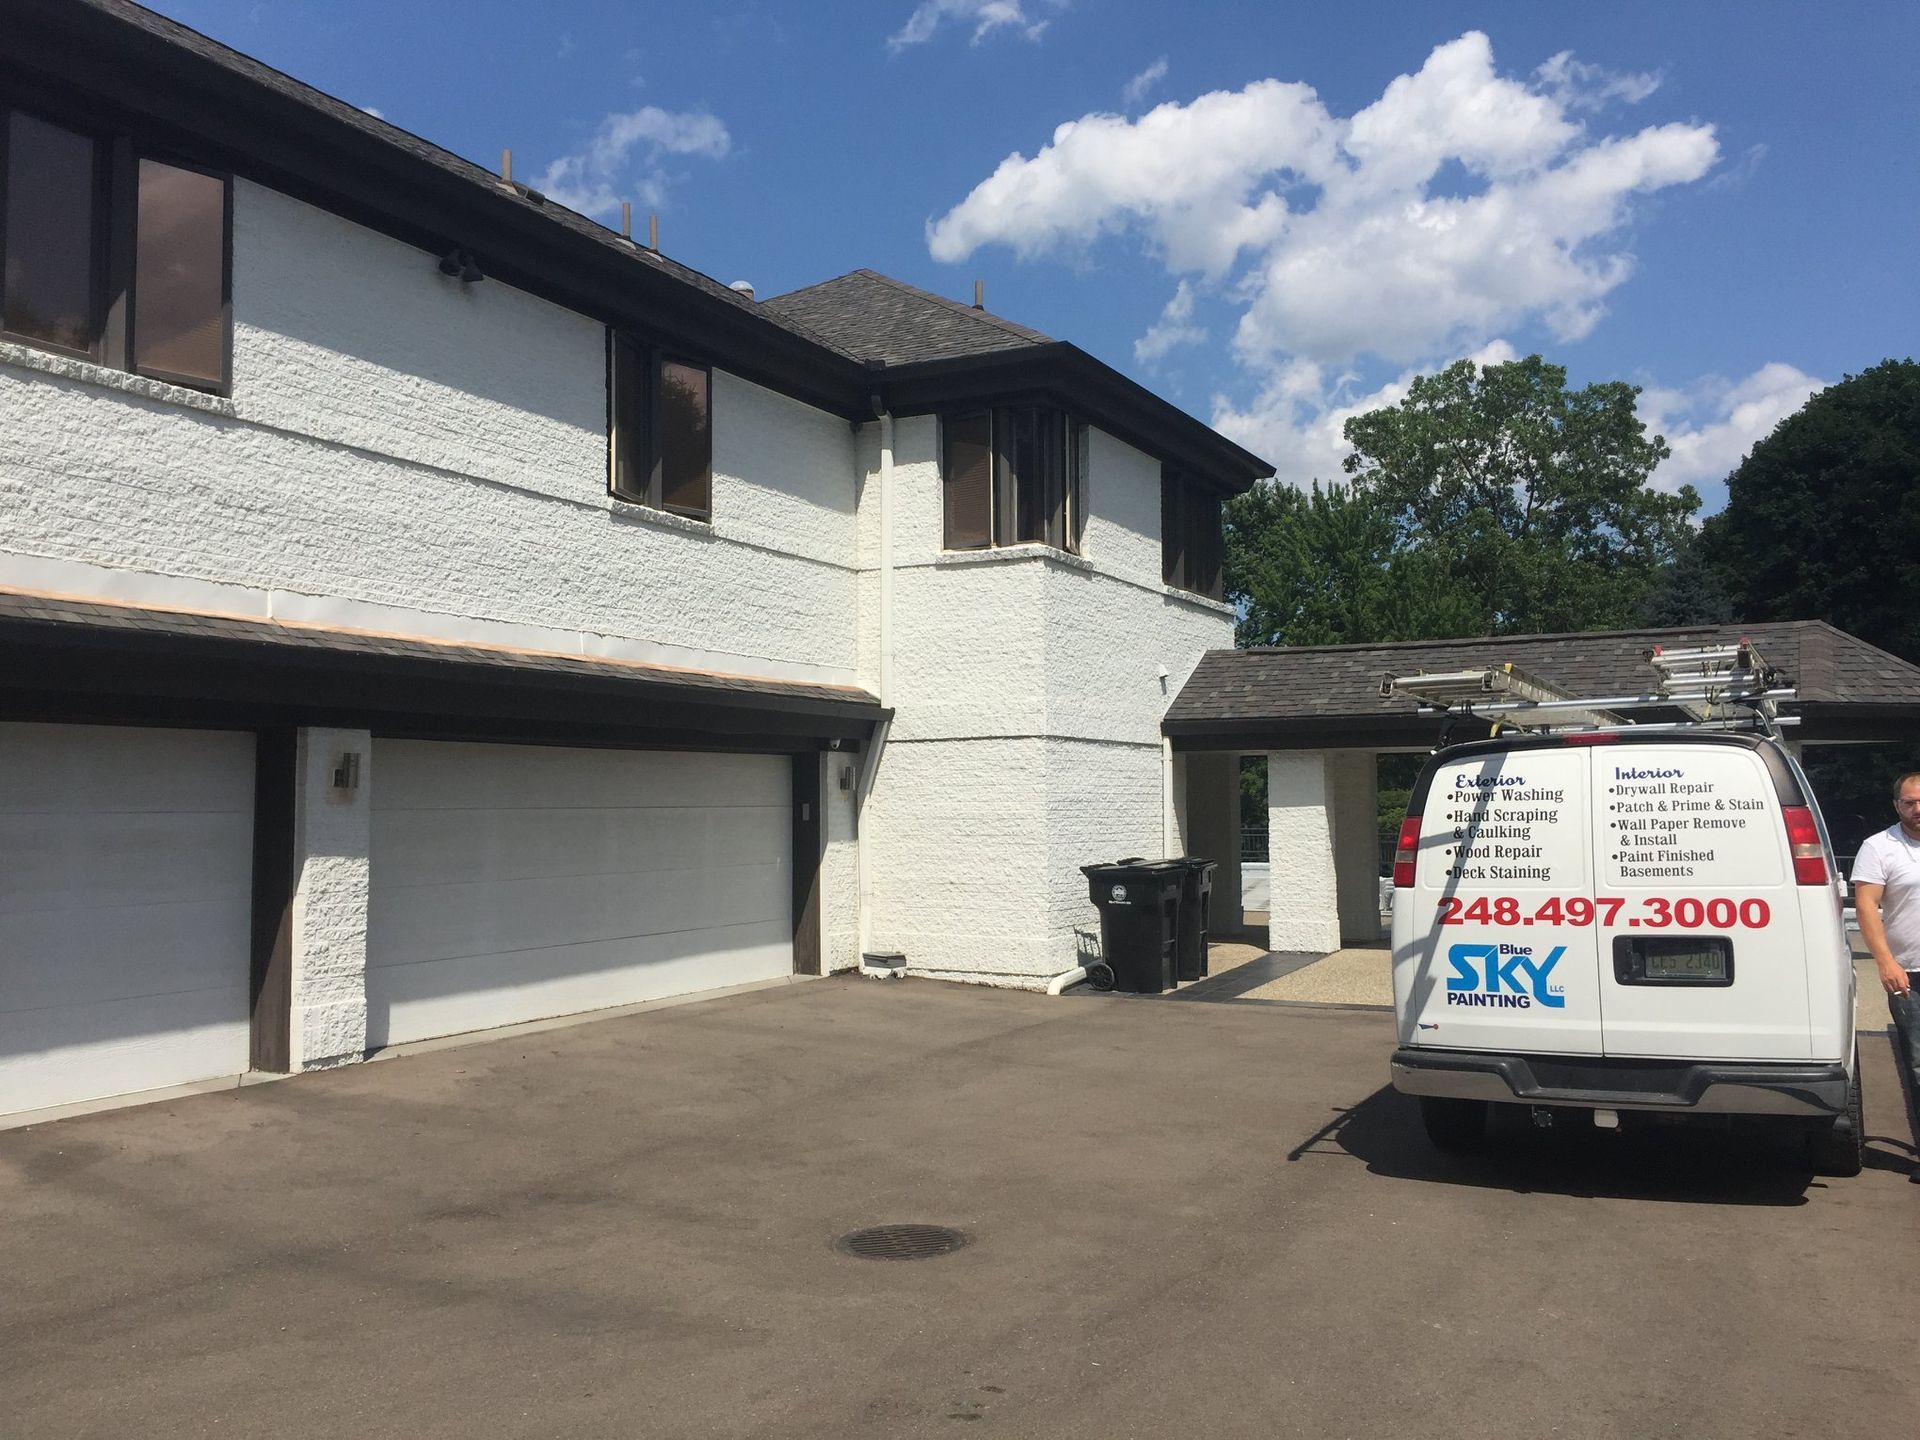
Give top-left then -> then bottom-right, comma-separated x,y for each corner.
0,104 -> 232,396
607,331 -> 713,523
940,405 -> 1086,556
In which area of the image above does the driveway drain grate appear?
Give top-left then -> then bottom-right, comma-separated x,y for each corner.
834,1224 -> 971,1261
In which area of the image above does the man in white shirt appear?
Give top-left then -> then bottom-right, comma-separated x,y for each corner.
1850,771 -> 1920,1182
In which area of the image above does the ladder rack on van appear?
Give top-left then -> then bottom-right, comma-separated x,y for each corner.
1380,643 -> 1797,738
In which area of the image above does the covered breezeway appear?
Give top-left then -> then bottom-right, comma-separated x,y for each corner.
1165,621 -> 1920,956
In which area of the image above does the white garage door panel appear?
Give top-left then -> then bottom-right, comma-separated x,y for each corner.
374,803 -> 789,890
373,860 -> 788,968
1,810 -> 255,918
0,897 -> 253,1012
0,724 -> 254,1116
367,741 -> 793,1049
372,923 -> 793,1048
376,743 -> 783,812
0,988 -> 250,1116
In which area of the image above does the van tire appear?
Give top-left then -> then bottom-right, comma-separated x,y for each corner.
1805,1048 -> 1864,1177
1419,1096 -> 1488,1151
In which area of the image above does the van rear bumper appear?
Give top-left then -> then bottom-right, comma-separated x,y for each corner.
1390,1047 -> 1848,1117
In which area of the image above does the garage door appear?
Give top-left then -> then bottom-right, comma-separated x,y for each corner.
1,723 -> 255,1117
366,741 -> 792,1048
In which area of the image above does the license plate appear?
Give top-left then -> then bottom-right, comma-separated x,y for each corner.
1645,946 -> 1728,982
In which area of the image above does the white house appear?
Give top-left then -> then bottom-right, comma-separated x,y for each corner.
0,0 -> 1272,1120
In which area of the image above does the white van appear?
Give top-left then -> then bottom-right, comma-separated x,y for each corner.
1388,730 -> 1861,1174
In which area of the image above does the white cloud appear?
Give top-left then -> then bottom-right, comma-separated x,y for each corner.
538,106 -> 731,219
1134,280 -> 1206,364
1637,362 -> 1826,500
929,31 -> 1726,480
927,79 -> 1341,276
1123,56 -> 1168,107
888,0 -> 1052,53
1533,51 -> 1661,111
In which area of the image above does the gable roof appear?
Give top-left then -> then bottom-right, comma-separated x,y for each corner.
762,270 -> 1053,366
1164,621 -> 1920,749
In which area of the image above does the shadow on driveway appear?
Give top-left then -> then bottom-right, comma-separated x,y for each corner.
1289,1069 -> 1913,1207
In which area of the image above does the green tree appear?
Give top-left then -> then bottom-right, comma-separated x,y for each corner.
1699,358 -> 1920,662
1225,479 -> 1486,647
1341,355 -> 1700,634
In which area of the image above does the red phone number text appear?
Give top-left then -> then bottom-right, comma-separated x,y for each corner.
1436,895 -> 1772,929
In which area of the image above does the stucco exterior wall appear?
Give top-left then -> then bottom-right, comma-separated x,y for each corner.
1329,750 -> 1383,942
291,727 -> 372,1069
860,415 -> 1235,985
1268,750 -> 1342,954
0,180 -> 860,685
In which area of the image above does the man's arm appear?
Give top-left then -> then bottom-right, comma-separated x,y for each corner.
1854,882 -> 1911,995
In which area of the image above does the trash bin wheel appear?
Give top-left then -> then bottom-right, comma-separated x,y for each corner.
1085,961 -> 1116,992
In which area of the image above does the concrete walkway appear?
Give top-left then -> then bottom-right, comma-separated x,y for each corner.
3,976 -> 1914,1439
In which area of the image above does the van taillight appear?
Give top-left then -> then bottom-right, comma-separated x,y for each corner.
1781,805 -> 1827,885
1392,817 -> 1420,888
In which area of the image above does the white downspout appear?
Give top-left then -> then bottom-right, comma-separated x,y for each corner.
856,410 -> 894,962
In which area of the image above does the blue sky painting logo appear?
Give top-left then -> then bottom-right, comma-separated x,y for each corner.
1446,943 -> 1566,1009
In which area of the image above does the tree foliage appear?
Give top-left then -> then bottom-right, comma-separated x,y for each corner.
1224,480 -> 1484,647
1340,355 -> 1699,634
1699,358 -> 1920,663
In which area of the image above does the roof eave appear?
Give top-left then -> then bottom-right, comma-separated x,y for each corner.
877,343 -> 1274,492
7,0 -> 873,418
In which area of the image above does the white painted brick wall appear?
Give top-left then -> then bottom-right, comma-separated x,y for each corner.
1268,750 -> 1341,954
0,180 -> 859,682
822,751 -> 862,974
861,416 -> 1233,986
291,727 -> 372,1068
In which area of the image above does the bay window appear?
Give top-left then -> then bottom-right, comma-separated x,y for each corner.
941,406 -> 1086,554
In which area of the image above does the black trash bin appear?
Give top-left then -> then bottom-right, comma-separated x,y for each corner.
1174,857 -> 1216,982
1081,858 -> 1186,994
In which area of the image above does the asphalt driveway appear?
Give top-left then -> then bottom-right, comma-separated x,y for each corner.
3,976 -> 1915,1439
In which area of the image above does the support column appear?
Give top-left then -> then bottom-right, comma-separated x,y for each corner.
1329,750 -> 1382,942
1267,750 -> 1341,954
290,727 -> 370,1068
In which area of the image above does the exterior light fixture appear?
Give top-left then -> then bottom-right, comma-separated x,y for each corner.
437,248 -> 485,284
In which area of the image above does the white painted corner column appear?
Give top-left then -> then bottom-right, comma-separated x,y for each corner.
1266,750 -> 1341,955
1329,750 -> 1382,943
290,727 -> 371,1068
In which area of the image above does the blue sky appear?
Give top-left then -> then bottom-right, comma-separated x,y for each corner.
151,0 -> 1918,509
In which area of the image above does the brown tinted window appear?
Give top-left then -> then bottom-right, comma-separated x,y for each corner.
657,359 -> 710,516
609,332 -> 649,501
943,411 -> 993,549
133,159 -> 226,386
3,112 -> 99,355
1161,472 -> 1187,587
1189,489 -> 1223,599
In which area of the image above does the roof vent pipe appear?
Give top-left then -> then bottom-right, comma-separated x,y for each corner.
649,213 -> 659,251
973,279 -> 984,310
621,201 -> 633,241
500,148 -> 512,183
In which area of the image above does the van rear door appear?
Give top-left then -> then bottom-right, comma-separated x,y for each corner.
1396,743 -> 1604,1055
1591,741 -> 1810,1060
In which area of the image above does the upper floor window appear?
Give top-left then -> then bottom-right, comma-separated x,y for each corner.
0,108 -> 231,392
1161,469 -> 1224,601
609,333 -> 712,520
942,407 -> 1086,554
